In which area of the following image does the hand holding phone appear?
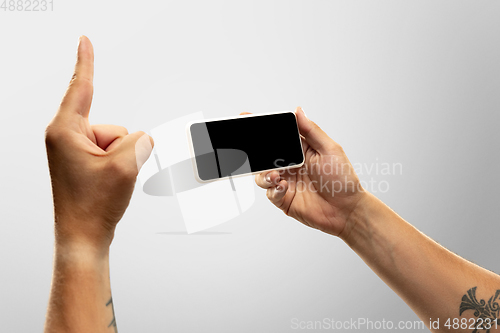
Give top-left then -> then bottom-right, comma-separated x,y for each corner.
252,107 -> 366,238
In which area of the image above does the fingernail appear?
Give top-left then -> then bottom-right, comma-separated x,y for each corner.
265,174 -> 272,183
300,107 -> 307,117
135,133 -> 154,172
276,185 -> 283,192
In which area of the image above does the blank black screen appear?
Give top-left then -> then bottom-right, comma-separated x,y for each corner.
190,112 -> 304,181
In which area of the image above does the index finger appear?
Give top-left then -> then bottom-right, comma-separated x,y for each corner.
58,36 -> 94,120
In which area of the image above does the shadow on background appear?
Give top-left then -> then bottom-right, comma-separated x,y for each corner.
156,231 -> 232,236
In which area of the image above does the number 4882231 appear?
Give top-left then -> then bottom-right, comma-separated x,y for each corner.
1,0 -> 54,11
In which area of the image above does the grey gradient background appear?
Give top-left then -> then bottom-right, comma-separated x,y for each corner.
1,1 -> 500,332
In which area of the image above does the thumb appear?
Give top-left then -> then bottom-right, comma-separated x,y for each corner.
58,36 -> 94,121
112,131 -> 154,174
295,106 -> 337,153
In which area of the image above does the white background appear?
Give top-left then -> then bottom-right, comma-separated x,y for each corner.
1,1 -> 499,332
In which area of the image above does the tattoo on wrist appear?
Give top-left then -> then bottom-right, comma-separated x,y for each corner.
460,287 -> 500,333
106,297 -> 117,333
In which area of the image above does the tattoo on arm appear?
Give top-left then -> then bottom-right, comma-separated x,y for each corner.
106,297 -> 118,333
460,287 -> 500,333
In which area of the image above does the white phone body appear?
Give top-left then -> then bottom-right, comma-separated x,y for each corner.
186,111 -> 305,183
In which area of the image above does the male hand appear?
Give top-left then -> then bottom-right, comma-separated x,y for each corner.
45,36 -> 153,250
254,107 -> 366,238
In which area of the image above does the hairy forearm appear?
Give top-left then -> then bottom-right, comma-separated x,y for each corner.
342,192 -> 500,332
44,239 -> 117,333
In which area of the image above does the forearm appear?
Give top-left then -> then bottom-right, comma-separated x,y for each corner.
342,192 -> 500,332
44,238 -> 117,333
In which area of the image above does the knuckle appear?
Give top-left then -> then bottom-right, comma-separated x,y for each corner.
44,126 -> 55,144
70,73 -> 92,87
44,125 -> 67,147
68,76 -> 94,95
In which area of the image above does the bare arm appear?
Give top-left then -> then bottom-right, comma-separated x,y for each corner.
45,242 -> 116,332
44,36 -> 153,333
344,192 -> 500,332
256,107 -> 500,332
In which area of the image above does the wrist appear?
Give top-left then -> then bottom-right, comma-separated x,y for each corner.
339,190 -> 407,258
54,237 -> 110,263
338,191 -> 379,244
54,213 -> 115,253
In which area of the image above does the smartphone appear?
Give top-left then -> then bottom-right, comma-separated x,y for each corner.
187,111 -> 305,182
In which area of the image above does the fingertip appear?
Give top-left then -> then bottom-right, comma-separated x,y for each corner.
134,132 -> 154,172
267,170 -> 281,185
295,106 -> 308,125
77,36 -> 94,62
275,179 -> 288,193
263,171 -> 274,186
256,170 -> 279,189
268,179 -> 288,203
294,106 -> 337,153
134,131 -> 155,149
264,172 -> 272,184
78,35 -> 92,48
295,106 -> 311,136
